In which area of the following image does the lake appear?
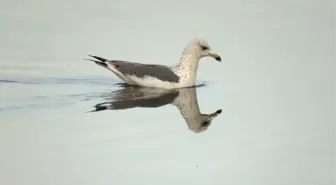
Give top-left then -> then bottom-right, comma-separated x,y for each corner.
0,0 -> 335,185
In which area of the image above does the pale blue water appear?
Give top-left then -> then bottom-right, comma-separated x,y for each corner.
0,0 -> 335,185
0,76 -> 112,113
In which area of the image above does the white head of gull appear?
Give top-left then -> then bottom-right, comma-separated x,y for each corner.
85,38 -> 221,89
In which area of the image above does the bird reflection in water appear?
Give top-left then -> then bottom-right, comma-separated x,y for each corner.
90,84 -> 222,133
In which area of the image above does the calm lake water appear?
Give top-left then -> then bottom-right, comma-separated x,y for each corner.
0,0 -> 335,185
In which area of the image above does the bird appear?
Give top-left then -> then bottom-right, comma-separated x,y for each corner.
84,38 -> 221,89
89,84 -> 222,133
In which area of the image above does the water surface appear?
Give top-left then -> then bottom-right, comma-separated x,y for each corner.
0,0 -> 335,185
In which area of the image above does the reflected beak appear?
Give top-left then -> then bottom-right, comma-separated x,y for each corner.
208,109 -> 222,119
208,52 -> 222,62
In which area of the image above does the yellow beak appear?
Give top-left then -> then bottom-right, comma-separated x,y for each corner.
208,52 -> 222,62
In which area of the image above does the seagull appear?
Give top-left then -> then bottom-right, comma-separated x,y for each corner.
90,84 -> 222,133
85,38 -> 221,89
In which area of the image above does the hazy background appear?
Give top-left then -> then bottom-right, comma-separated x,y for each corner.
0,0 -> 335,185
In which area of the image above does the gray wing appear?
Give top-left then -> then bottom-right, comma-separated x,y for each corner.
86,55 -> 180,83
110,60 -> 180,83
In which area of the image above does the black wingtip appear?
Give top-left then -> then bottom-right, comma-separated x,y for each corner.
86,104 -> 109,113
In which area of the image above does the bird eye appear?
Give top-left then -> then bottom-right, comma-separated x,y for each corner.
201,121 -> 209,127
201,46 -> 209,50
